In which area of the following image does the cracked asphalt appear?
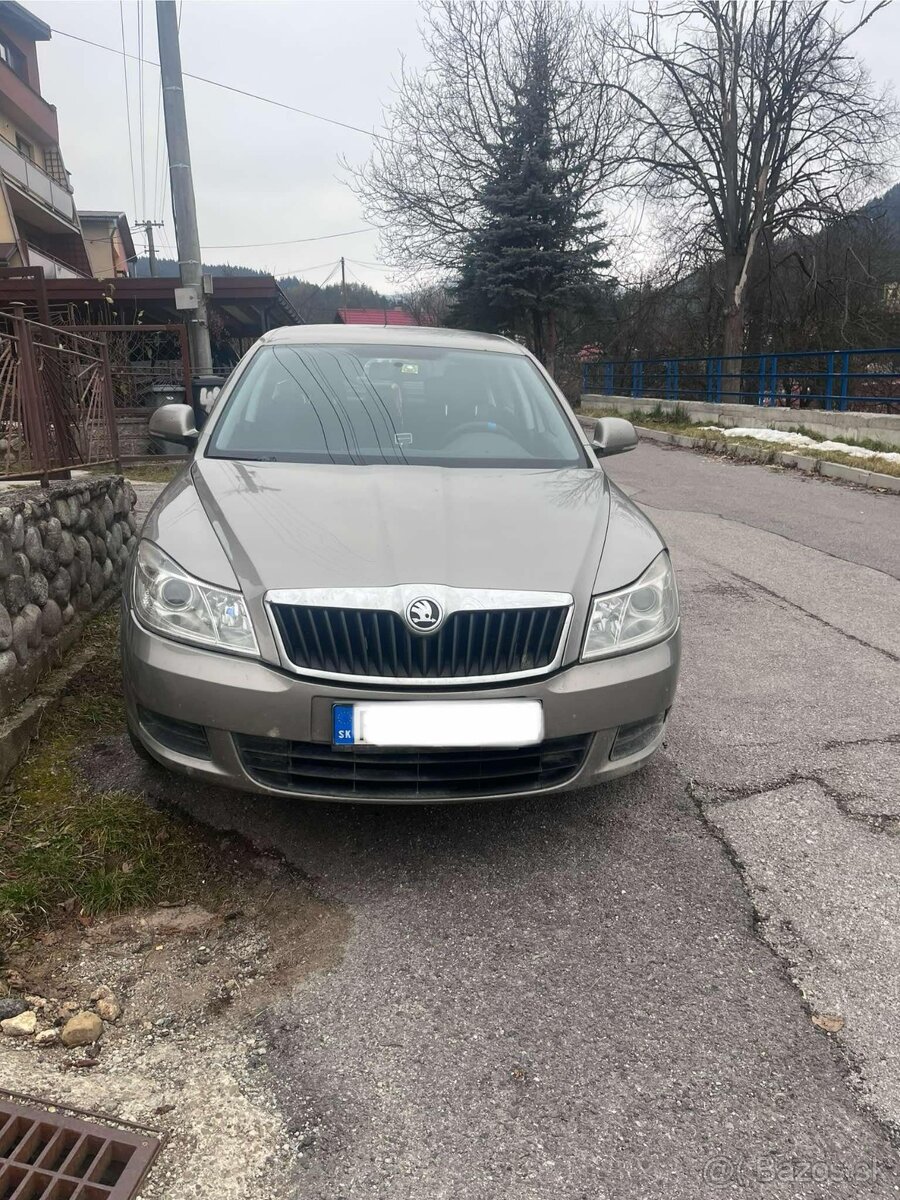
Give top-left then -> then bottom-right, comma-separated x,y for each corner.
149,446 -> 900,1198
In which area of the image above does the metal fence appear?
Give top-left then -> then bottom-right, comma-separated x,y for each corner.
582,348 -> 900,410
0,307 -> 120,482
71,324 -> 191,411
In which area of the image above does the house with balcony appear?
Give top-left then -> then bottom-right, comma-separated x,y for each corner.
0,1 -> 90,278
0,0 -> 301,393
79,211 -> 137,278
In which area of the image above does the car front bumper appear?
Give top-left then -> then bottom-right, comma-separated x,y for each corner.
121,611 -> 680,803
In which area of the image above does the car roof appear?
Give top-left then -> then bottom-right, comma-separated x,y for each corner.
258,324 -> 527,354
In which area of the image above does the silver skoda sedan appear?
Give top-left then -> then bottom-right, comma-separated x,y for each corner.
121,325 -> 679,802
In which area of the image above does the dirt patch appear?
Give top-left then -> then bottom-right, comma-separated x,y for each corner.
0,612 -> 234,940
2,834 -> 352,1199
1,634 -> 353,1199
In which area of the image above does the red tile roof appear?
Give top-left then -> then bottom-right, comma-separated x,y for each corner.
335,307 -> 419,326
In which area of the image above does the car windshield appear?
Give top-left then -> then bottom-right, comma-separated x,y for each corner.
205,342 -> 587,468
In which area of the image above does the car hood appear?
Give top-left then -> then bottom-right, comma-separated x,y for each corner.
190,458 -> 613,602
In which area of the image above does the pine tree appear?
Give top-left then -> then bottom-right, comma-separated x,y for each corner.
451,23 -> 610,371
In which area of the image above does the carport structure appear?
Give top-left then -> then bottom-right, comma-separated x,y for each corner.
0,269 -> 302,462
0,269 -> 301,360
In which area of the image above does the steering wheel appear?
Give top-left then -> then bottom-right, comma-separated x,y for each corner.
439,419 -> 523,447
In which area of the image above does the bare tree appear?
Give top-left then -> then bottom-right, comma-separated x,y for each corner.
611,1 -> 898,363
350,0 -> 631,277
401,282 -> 453,326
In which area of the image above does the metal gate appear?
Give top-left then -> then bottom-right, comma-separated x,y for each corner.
0,308 -> 121,481
68,324 -> 191,412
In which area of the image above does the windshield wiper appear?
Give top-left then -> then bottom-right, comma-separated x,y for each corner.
207,452 -> 279,462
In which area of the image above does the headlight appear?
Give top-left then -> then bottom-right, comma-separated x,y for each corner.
132,541 -> 259,656
582,552 -> 678,660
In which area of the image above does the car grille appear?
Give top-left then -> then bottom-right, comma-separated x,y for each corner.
269,604 -> 569,680
234,733 -> 591,799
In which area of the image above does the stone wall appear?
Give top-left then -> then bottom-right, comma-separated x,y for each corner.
0,477 -> 136,712
117,414 -> 190,460
117,415 -> 153,458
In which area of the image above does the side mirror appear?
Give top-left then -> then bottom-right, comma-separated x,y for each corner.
149,403 -> 199,447
591,417 -> 638,458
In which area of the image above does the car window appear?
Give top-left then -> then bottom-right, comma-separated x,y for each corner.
206,343 -> 587,468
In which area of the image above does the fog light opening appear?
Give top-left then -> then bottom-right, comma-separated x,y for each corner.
138,706 -> 211,760
610,712 -> 667,761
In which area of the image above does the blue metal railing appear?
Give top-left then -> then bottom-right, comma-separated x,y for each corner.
581,348 -> 900,409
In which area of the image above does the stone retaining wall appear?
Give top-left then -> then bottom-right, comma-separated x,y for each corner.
117,413 -> 190,461
0,477 -> 137,712
117,415 -> 153,458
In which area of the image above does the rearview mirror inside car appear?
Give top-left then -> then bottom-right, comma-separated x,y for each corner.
149,403 -> 199,448
591,417 -> 639,458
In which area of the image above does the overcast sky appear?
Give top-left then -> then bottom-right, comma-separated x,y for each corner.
29,0 -> 900,294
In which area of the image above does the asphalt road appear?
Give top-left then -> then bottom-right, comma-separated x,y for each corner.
164,447 -> 900,1198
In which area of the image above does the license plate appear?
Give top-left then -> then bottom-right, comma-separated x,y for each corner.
332,700 -> 543,748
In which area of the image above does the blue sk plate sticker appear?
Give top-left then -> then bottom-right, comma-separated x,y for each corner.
332,704 -> 355,746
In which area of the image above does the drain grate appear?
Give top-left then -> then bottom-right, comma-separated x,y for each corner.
0,1096 -> 161,1200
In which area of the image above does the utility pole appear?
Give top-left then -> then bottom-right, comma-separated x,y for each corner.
135,220 -> 164,277
340,256 -> 347,314
156,0 -> 212,374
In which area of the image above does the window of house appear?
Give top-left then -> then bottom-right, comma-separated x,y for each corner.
0,38 -> 25,78
15,133 -> 34,162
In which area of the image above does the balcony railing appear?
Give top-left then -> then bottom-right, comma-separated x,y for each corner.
0,135 -> 75,224
25,245 -> 83,280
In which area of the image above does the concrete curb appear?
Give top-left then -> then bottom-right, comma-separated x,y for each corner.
0,588 -> 120,786
642,426 -> 900,493
580,416 -> 900,494
0,644 -> 97,785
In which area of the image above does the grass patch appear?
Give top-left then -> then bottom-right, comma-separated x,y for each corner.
586,404 -> 724,432
122,461 -> 184,483
584,404 -> 900,477
646,401 -> 693,427
663,427 -> 900,477
799,447 -> 900,477
784,425 -> 899,455
671,428 -> 900,476
0,609 -> 222,941
83,461 -> 183,484
585,403 -> 899,456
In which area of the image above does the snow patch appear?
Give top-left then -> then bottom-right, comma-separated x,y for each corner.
696,426 -> 900,465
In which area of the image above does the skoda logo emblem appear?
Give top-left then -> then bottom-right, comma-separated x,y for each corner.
406,596 -> 443,633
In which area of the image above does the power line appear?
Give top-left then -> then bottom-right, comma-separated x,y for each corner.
269,259 -> 342,277
270,259 -> 342,280
343,262 -> 392,289
346,258 -> 390,272
118,1 -> 137,218
292,262 -> 342,322
202,228 -> 375,250
123,249 -> 341,280
49,25 -> 399,145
